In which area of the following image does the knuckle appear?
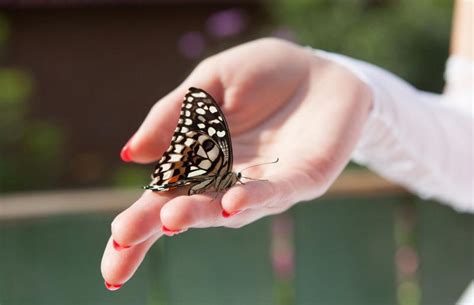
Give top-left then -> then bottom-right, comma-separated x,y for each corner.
195,56 -> 217,73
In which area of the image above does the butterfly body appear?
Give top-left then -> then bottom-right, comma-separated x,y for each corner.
144,87 -> 242,195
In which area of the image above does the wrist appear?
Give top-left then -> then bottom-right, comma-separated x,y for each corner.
308,49 -> 374,125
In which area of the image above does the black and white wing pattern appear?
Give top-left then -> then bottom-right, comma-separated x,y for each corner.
144,87 -> 237,195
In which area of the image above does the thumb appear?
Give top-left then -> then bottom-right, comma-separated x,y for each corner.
120,60 -> 222,164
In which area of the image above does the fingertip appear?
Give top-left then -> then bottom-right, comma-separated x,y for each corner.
221,209 -> 241,218
113,239 -> 131,251
120,136 -> 134,162
105,280 -> 123,291
126,91 -> 183,164
221,185 -> 249,214
128,129 -> 171,164
222,180 -> 277,212
159,196 -> 196,231
110,213 -> 137,248
101,234 -> 160,287
110,193 -> 168,247
160,194 -> 221,230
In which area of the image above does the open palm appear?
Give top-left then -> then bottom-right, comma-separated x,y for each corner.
101,38 -> 372,289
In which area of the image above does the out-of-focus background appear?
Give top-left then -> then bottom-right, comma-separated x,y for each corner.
0,1 -> 472,305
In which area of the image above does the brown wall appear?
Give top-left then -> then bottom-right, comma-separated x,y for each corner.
3,4 -> 267,187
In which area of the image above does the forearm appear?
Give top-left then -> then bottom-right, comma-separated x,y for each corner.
315,50 -> 473,212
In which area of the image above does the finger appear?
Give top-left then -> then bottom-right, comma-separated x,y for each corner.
221,170 -> 311,216
124,61 -> 222,163
101,233 -> 160,289
111,189 -> 185,247
159,193 -> 223,231
221,180 -> 279,215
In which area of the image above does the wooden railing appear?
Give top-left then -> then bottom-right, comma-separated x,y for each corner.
0,171 -> 404,220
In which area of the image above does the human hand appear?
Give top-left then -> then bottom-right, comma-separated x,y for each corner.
101,38 -> 372,289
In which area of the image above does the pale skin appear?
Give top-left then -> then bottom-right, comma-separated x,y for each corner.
101,38 -> 372,287
101,0 -> 472,288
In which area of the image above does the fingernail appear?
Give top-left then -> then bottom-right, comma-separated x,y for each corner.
105,280 -> 123,291
161,225 -> 183,236
113,239 -> 131,251
222,209 -> 241,218
120,138 -> 133,162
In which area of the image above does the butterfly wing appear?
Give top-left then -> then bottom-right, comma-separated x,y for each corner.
144,87 -> 233,192
184,87 -> 233,170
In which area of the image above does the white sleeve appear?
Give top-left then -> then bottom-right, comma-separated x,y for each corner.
314,50 -> 474,213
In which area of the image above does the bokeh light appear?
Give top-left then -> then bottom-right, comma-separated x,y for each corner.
206,8 -> 247,38
178,31 -> 206,60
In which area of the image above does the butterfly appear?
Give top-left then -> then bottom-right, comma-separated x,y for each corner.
143,87 -> 243,195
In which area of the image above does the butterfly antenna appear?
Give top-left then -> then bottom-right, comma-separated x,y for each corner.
239,158 -> 279,181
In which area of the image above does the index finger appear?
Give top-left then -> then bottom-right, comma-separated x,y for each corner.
111,189 -> 184,248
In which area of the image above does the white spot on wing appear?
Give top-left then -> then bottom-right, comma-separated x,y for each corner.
217,130 -> 226,137
196,108 -> 206,115
160,163 -> 172,171
208,145 -> 219,160
188,169 -> 207,177
199,159 -> 212,169
176,135 -> 184,142
187,96 -> 194,102
197,123 -> 205,129
184,138 -> 195,146
184,118 -> 192,126
198,134 -> 208,144
186,103 -> 192,109
185,110 -> 191,117
208,127 -> 216,136
181,126 -> 189,133
209,106 -> 218,113
174,144 -> 184,153
192,92 -> 207,98
162,170 -> 173,180
169,154 -> 182,162
197,101 -> 204,107
197,146 -> 207,158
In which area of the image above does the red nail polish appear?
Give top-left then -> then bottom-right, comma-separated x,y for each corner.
113,239 -> 131,251
222,209 -> 241,218
105,280 -> 123,291
120,138 -> 133,162
161,225 -> 182,236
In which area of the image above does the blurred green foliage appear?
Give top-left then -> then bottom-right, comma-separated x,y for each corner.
0,16 -> 64,193
111,166 -> 149,188
270,0 -> 452,92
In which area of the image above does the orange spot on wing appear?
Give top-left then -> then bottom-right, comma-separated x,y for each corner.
167,175 -> 180,184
